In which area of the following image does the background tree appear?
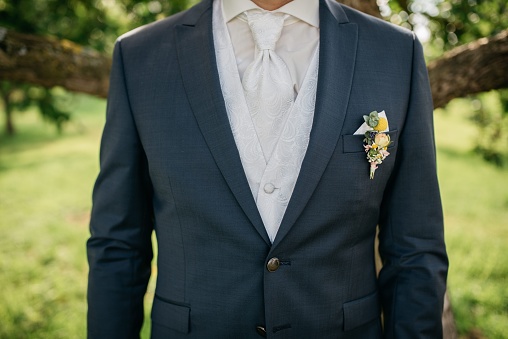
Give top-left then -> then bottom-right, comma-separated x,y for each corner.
0,0 -> 109,134
0,0 -> 192,135
379,0 -> 508,165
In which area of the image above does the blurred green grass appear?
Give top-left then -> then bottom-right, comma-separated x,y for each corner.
0,94 -> 507,338
434,95 -> 508,338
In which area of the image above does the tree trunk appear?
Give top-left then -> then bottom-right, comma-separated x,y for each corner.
0,89 -> 14,135
443,292 -> 459,339
5,102 -> 13,135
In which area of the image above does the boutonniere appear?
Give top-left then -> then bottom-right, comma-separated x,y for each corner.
354,110 -> 392,179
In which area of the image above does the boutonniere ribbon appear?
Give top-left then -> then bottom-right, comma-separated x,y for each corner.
354,110 -> 392,179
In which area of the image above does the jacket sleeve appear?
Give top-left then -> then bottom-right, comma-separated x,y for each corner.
87,39 -> 154,339
377,34 -> 448,338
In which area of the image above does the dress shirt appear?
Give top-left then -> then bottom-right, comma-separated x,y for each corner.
222,0 -> 320,93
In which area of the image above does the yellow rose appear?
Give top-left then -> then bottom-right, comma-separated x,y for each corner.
374,133 -> 391,148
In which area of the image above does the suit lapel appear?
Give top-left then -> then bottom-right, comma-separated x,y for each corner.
272,0 -> 358,248
175,0 -> 270,245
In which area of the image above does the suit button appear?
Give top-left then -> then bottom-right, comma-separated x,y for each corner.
256,325 -> 267,337
263,183 -> 275,194
267,257 -> 280,272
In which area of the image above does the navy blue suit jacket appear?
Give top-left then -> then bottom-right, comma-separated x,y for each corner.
87,0 -> 448,337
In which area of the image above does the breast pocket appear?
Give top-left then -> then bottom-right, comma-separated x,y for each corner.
342,129 -> 398,153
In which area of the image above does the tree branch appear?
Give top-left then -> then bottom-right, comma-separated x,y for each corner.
1,27 -> 507,109
0,28 -> 111,98
428,29 -> 508,108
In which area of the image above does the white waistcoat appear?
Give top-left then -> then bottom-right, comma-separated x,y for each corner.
212,0 -> 319,243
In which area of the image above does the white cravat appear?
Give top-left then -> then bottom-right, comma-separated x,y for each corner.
223,0 -> 319,93
242,11 -> 294,161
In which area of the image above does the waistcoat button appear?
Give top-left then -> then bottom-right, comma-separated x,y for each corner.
263,183 -> 275,194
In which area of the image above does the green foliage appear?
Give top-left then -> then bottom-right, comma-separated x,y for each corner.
36,88 -> 73,134
430,0 -> 507,52
0,82 -> 72,135
0,0 -> 112,51
470,90 -> 508,166
380,0 -> 508,53
0,82 -> 32,112
0,0 -> 196,52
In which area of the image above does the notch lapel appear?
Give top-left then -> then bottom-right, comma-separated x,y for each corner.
175,0 -> 270,245
272,0 -> 358,248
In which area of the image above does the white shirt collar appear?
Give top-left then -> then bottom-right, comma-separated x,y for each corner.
222,0 -> 319,28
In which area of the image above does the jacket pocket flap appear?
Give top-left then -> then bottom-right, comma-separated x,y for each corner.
343,130 -> 398,153
343,290 -> 381,331
151,295 -> 190,334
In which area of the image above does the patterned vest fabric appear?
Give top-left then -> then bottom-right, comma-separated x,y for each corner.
213,0 -> 319,243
